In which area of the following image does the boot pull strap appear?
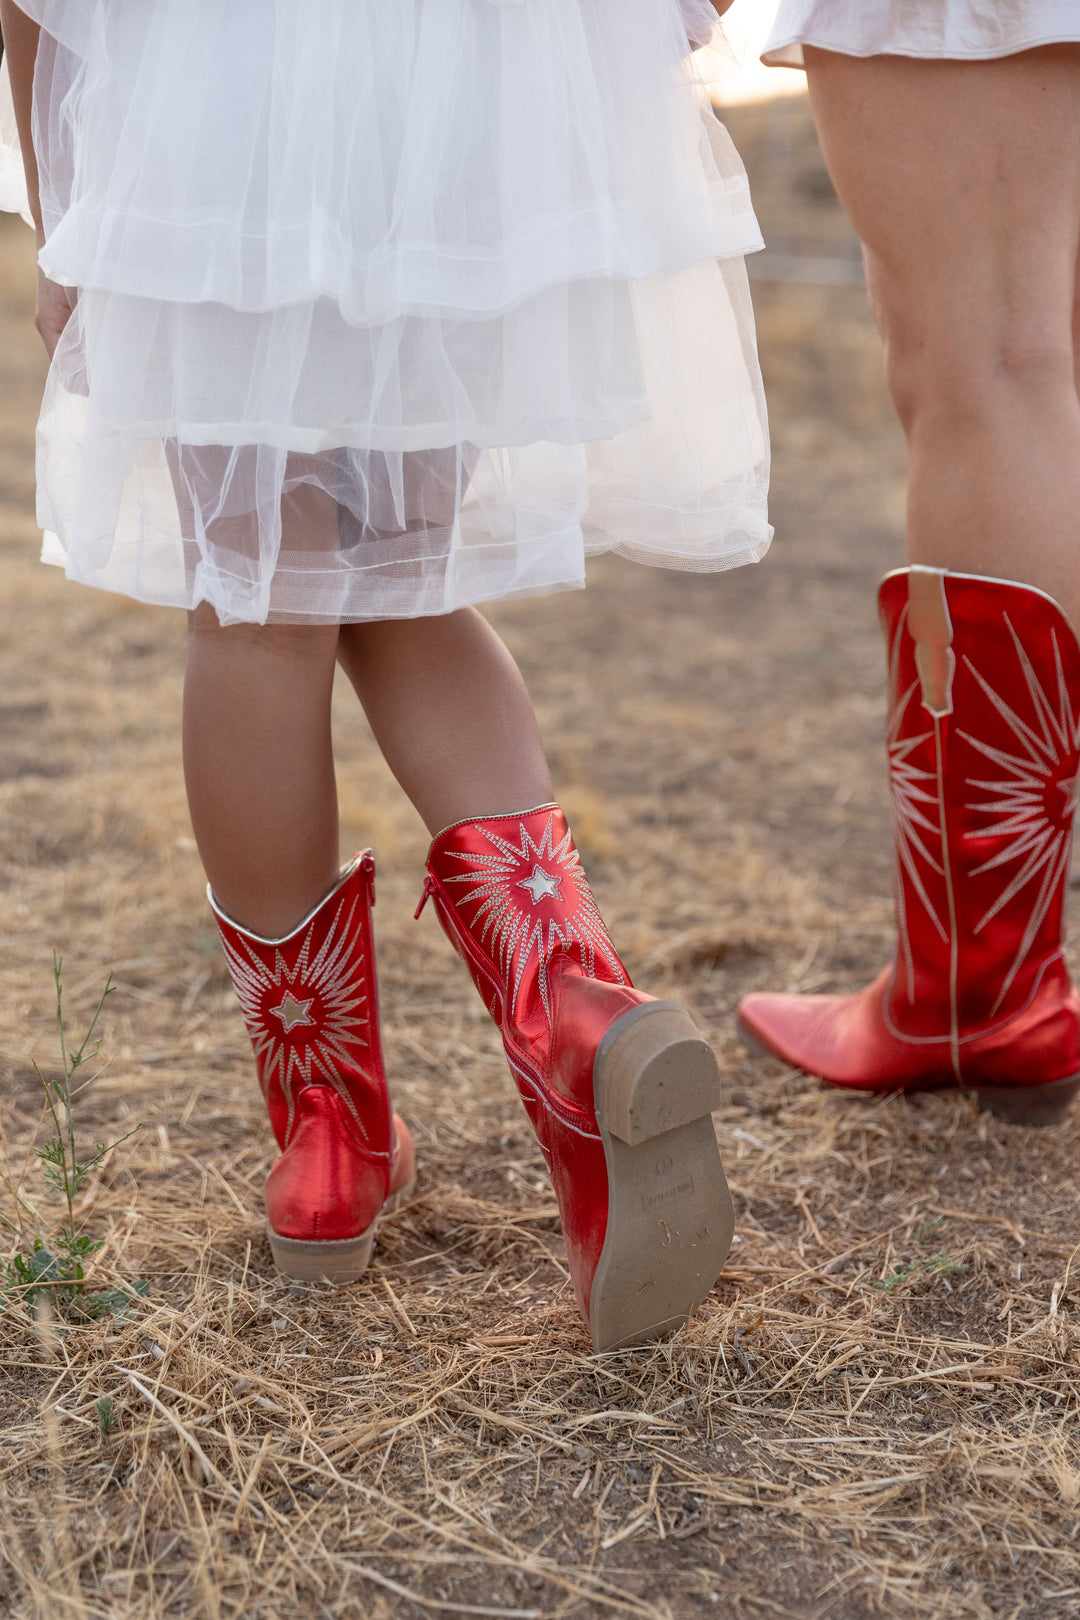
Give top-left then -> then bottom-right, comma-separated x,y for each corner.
908,567 -> 955,718
414,873 -> 438,920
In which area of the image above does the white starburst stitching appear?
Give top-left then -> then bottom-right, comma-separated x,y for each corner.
220,892 -> 374,1141
442,814 -> 625,1025
959,617 -> 1080,1015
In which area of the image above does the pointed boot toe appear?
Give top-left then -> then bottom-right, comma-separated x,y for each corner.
737,569 -> 1080,1124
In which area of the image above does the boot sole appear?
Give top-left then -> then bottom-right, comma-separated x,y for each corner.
267,1175 -> 417,1283
589,1002 -> 733,1353
975,1075 -> 1080,1127
737,1015 -> 1080,1128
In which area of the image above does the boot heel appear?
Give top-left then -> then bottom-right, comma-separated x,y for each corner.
596,1001 -> 722,1145
589,1003 -> 733,1353
975,1074 -> 1080,1127
267,1224 -> 376,1283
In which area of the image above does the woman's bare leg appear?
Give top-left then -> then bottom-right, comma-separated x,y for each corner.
737,47 -> 1080,1115
337,609 -> 553,836
804,45 -> 1080,625
183,606 -> 341,937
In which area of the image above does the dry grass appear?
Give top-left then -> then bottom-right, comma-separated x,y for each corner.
3,96 -> 1080,1618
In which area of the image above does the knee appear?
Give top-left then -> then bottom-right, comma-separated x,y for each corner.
867,259 -> 1076,437
886,333 -> 1075,438
339,609 -> 473,659
337,618 -> 406,684
187,604 -> 339,665
337,618 -> 392,664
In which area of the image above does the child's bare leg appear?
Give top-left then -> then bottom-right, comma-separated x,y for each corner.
341,608 -> 732,1350
185,604 -> 550,931
183,604 -> 341,937
337,609 -> 553,834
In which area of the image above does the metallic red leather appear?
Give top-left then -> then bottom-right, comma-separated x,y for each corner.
422,805 -> 733,1350
211,852 -> 415,1279
738,568 -> 1080,1125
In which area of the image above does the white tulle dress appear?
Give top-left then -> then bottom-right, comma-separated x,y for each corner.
0,0 -> 770,626
764,1 -> 1080,65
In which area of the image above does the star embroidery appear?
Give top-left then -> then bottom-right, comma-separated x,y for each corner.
218,881 -> 374,1141
1058,772 -> 1080,815
271,992 -> 316,1032
959,615 -> 1080,1014
518,865 -> 563,904
442,813 -> 626,1027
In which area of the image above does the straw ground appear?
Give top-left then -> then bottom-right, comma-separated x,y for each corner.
2,99 -> 1080,1618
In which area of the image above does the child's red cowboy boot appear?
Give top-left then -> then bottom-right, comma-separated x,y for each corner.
418,805 -> 733,1350
211,851 -> 415,1280
739,567 -> 1080,1125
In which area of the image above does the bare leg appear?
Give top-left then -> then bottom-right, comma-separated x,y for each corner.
183,604 -> 341,937
184,605 -> 552,930
184,449 -> 549,924
337,609 -> 553,836
737,47 -> 1080,1116
804,46 -> 1080,625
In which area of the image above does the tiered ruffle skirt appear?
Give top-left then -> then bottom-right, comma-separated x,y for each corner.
2,0 -> 770,624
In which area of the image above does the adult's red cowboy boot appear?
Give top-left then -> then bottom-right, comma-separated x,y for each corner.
417,805 -> 733,1350
211,851 -> 415,1280
739,567 -> 1080,1125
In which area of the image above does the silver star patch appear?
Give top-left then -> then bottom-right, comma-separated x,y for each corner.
518,865 -> 563,905
271,992 -> 316,1032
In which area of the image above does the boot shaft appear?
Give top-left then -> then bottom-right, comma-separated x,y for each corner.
880,568 -> 1080,1041
210,851 -> 391,1156
422,803 -> 732,1346
423,805 -> 630,1044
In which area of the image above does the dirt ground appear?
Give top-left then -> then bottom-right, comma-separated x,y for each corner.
3,95 -> 1080,1620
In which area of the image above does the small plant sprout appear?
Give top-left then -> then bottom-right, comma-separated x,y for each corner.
1,956 -> 146,1320
94,1395 -> 118,1436
925,1251 -> 968,1280
874,1252 -> 969,1292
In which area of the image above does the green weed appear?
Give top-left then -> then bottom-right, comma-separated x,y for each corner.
93,1395 -> 118,1436
1,955 -> 146,1320
875,1252 -> 969,1292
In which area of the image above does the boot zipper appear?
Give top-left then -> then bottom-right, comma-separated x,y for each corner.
414,873 -> 437,920
361,850 -> 376,906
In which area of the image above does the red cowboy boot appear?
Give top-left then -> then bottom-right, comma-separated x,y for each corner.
739,567 -> 1080,1125
211,852 -> 415,1280
417,805 -> 733,1350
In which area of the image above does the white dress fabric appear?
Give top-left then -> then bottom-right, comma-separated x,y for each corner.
0,0 -> 770,626
0,59 -> 30,222
764,1 -> 1080,67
